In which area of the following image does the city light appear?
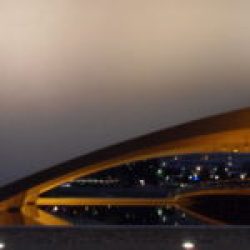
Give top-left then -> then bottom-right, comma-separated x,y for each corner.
56,153 -> 250,192
157,168 -> 163,176
139,179 -> 145,186
196,166 -> 201,171
61,183 -> 71,188
162,216 -> 167,223
161,161 -> 167,167
53,206 -> 59,212
0,242 -> 5,249
233,149 -> 239,153
204,155 -> 209,161
157,208 -> 163,216
214,175 -> 220,180
182,241 -> 195,250
240,173 -> 247,180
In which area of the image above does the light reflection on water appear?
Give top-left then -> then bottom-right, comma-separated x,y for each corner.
40,205 -> 203,226
39,195 -> 250,226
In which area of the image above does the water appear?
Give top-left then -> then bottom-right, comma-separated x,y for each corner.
40,205 -> 202,226
39,194 -> 250,226
188,195 -> 250,225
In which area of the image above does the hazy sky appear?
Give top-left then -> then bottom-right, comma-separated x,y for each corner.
0,0 -> 250,185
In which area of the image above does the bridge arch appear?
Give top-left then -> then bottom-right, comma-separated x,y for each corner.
0,108 -> 249,212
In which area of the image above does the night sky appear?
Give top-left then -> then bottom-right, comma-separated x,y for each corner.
0,1 -> 250,185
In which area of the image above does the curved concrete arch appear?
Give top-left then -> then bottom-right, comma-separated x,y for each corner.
0,107 -> 249,211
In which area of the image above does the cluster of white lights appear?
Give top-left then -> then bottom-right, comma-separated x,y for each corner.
61,183 -> 71,188
75,179 -> 119,184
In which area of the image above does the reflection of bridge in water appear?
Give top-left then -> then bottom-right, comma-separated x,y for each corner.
0,178 -> 250,226
14,180 -> 250,226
